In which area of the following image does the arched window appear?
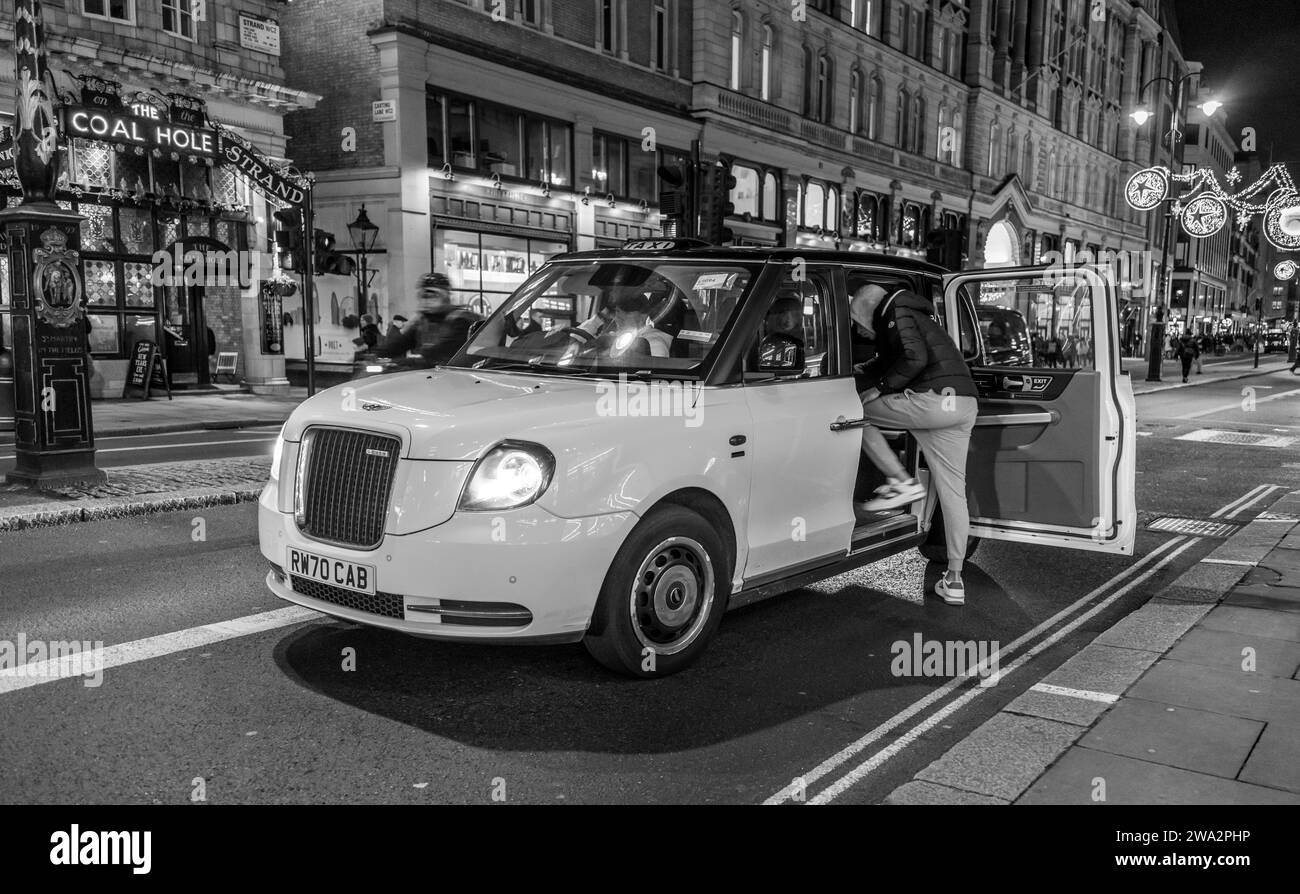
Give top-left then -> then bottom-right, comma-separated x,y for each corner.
988,123 -> 1003,177
1022,136 -> 1035,189
730,11 -> 744,91
856,193 -> 877,239
761,24 -> 774,101
867,73 -> 882,140
937,104 -> 951,162
828,186 -> 841,232
763,171 -> 778,220
849,69 -> 862,133
951,111 -> 963,166
1006,129 -> 1018,175
911,94 -> 925,154
815,54 -> 833,123
1046,149 -> 1057,198
896,87 -> 909,148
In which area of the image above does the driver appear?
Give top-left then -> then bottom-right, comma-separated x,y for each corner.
570,288 -> 672,359
764,296 -> 804,343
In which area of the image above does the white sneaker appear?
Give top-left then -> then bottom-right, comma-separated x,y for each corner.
860,478 -> 925,512
935,573 -> 965,605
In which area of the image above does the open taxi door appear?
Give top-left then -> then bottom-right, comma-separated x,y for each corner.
942,264 -> 1136,554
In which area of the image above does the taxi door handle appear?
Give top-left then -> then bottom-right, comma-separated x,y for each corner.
1002,376 -> 1026,390
830,416 -> 868,432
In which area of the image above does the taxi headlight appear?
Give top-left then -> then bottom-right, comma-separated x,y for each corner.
458,441 -> 555,512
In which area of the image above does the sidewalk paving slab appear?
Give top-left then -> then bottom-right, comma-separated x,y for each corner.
1126,658 -> 1300,726
1198,604 -> 1300,642
885,780 -> 1010,806
1092,602 -> 1213,653
1017,747 -> 1300,805
1077,696 -> 1262,779
912,713 -> 1082,802
1164,627 -> 1300,678
1238,721 -> 1300,794
1002,644 -> 1160,728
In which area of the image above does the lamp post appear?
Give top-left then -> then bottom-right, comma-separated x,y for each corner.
346,205 -> 381,320
1129,74 -> 1223,383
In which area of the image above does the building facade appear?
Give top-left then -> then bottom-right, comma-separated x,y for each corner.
277,0 -> 1196,371
0,0 -> 316,396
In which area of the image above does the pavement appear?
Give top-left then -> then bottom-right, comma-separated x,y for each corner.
0,387 -> 305,445
886,488 -> 1300,805
1123,351 -> 1293,395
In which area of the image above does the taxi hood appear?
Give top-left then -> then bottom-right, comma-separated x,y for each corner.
281,367 -> 683,461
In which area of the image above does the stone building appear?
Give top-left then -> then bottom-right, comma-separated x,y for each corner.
0,0 -> 317,395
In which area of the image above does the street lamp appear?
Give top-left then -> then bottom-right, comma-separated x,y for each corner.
1129,74 -> 1224,382
346,205 -> 381,320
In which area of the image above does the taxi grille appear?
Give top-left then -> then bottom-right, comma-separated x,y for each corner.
296,427 -> 399,548
290,575 -> 405,620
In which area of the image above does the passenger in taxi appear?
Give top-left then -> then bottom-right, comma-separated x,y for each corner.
849,282 -> 980,605
764,296 -> 805,343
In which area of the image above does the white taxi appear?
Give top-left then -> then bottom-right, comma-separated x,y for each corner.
260,242 -> 1136,676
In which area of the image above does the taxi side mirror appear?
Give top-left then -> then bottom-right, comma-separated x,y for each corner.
756,333 -> 805,374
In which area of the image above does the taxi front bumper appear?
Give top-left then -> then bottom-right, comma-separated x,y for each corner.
258,484 -> 636,643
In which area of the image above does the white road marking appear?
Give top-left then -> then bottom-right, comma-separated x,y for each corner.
1185,386 -> 1300,419
1224,484 -> 1283,519
1029,683 -> 1119,704
764,483 -> 1279,805
0,607 -> 321,695
1200,558 -> 1257,566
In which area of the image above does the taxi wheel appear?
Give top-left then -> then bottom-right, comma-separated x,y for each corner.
584,506 -> 729,678
918,510 -> 980,564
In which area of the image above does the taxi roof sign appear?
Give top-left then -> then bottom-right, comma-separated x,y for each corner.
621,238 -> 714,251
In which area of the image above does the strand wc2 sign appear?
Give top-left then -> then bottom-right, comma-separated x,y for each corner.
215,125 -> 307,207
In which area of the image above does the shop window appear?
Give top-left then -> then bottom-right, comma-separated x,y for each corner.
763,172 -> 779,221
123,262 -> 155,308
436,228 -> 569,314
856,193 -> 877,239
802,182 -> 824,229
186,216 -> 210,238
85,260 -> 117,306
119,208 -> 154,254
80,204 -> 115,253
72,139 -> 113,190
212,167 -> 239,207
627,145 -> 655,203
83,0 -> 133,23
731,165 -> 760,218
181,160 -> 212,202
124,315 -> 156,354
86,314 -> 121,355
116,150 -> 150,195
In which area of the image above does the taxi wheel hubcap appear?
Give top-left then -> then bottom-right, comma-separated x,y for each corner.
630,536 -> 715,656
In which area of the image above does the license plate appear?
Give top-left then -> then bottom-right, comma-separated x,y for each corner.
288,548 -> 376,596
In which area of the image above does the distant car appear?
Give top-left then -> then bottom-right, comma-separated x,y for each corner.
1263,330 -> 1288,353
977,306 -> 1033,367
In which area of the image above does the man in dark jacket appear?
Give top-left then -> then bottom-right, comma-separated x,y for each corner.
377,273 -> 480,368
851,283 -> 980,605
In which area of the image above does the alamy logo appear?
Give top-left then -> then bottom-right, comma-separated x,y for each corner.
0,635 -> 104,687
49,826 -> 151,874
595,374 -> 704,428
151,243 -> 255,289
890,634 -> 1001,686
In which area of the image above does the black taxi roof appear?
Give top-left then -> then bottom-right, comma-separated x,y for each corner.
553,243 -> 949,276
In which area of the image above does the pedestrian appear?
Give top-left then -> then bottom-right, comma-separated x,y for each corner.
848,283 -> 979,606
1196,332 -> 1212,373
377,273 -> 481,369
1177,329 -> 1197,383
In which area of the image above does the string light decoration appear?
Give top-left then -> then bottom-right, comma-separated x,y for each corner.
1276,259 -> 1297,280
1125,163 -> 1300,251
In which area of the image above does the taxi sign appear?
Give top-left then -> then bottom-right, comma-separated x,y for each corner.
622,238 -> 713,251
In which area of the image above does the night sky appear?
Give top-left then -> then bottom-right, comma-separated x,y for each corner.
1175,0 -> 1300,177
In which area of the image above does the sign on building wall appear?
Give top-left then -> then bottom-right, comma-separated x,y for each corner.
238,12 -> 281,55
61,105 -> 218,157
371,101 -> 397,123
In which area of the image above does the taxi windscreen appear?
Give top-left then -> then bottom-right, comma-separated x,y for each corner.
451,259 -> 761,377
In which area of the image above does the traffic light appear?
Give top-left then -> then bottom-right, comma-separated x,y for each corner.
313,229 -> 357,277
657,158 -> 696,239
273,207 -> 306,272
699,156 -> 736,245
925,227 -> 963,271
